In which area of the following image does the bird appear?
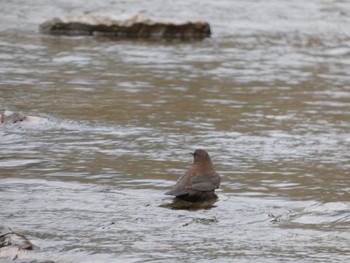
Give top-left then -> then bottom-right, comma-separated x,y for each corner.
165,149 -> 220,202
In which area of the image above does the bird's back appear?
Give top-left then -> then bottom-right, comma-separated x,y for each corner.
165,164 -> 220,197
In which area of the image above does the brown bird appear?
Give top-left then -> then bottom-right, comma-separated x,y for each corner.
165,149 -> 220,202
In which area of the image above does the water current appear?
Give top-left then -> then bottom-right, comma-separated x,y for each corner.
1,0 -> 350,262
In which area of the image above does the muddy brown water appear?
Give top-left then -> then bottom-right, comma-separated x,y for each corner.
1,0 -> 350,262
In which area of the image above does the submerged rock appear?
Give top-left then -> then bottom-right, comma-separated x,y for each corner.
0,226 -> 37,251
39,13 -> 211,39
0,226 -> 54,263
0,226 -> 37,261
0,110 -> 41,124
161,194 -> 218,210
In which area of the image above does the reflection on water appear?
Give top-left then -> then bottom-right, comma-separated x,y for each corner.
1,0 -> 350,262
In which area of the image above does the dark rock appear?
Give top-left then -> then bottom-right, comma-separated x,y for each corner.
39,13 -> 211,39
161,194 -> 218,210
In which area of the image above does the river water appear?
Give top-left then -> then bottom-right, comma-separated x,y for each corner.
0,0 -> 350,262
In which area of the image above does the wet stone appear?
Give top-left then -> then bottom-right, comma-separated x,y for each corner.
0,226 -> 54,262
0,110 -> 27,124
39,13 -> 211,39
0,110 -> 41,125
161,194 -> 219,210
0,226 -> 37,250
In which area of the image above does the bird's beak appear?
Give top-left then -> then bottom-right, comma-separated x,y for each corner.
190,152 -> 194,156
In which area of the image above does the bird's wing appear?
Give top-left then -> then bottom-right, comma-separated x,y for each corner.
165,187 -> 188,196
189,175 -> 220,192
165,173 -> 190,196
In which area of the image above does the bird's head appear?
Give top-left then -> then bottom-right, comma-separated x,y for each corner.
191,149 -> 210,164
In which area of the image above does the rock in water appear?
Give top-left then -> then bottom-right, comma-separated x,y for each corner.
0,226 -> 55,262
0,225 -> 37,251
39,13 -> 211,39
0,110 -> 41,124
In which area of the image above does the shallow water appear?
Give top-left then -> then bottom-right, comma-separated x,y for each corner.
1,0 -> 350,262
